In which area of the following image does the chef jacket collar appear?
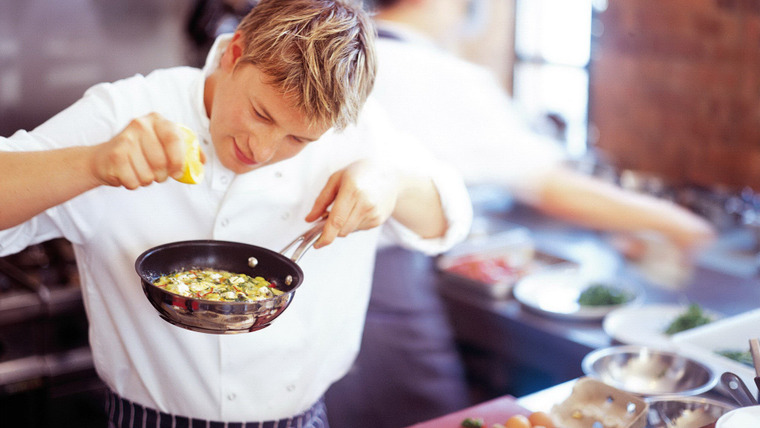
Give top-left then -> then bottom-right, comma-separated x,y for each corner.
194,34 -> 234,146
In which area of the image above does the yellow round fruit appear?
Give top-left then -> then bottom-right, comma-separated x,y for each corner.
504,414 -> 531,428
528,411 -> 556,428
175,125 -> 204,184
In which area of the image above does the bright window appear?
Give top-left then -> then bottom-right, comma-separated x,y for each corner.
512,0 -> 595,158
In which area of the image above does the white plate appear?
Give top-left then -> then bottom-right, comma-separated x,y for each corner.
602,304 -> 721,348
716,405 -> 760,427
512,268 -> 643,321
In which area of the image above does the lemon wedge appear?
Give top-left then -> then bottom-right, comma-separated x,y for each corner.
175,125 -> 204,184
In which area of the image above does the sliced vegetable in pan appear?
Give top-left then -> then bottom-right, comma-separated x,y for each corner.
153,268 -> 281,302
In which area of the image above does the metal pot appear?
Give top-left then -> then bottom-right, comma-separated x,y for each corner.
134,218 -> 325,334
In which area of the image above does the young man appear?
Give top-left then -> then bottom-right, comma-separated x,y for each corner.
0,0 -> 471,426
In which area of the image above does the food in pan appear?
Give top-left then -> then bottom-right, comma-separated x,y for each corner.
153,268 -> 281,302
577,283 -> 633,306
664,303 -> 714,335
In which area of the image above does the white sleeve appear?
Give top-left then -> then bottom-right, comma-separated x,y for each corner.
0,80 -> 130,256
328,99 -> 473,255
362,101 -> 473,255
382,152 -> 473,256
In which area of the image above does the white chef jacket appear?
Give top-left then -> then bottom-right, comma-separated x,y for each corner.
0,35 -> 472,421
372,21 -> 567,204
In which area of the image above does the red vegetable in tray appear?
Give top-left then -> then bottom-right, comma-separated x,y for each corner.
444,254 -> 523,285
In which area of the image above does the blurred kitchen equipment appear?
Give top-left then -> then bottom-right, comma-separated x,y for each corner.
0,239 -> 104,426
623,231 -> 691,290
749,338 -> 760,396
135,218 -> 325,334
582,345 -> 717,396
436,226 -> 541,299
550,377 -> 648,428
619,169 -> 674,200
720,371 -> 757,408
646,396 -> 736,428
725,187 -> 760,252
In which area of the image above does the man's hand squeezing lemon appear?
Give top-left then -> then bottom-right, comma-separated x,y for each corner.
175,125 -> 205,184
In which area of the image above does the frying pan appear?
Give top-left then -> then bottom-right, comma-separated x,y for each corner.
135,218 -> 325,334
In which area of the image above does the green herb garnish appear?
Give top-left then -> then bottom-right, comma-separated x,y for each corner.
460,417 -> 485,428
664,304 -> 713,335
577,284 -> 632,306
717,349 -> 754,367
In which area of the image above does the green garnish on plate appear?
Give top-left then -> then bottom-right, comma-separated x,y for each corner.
577,284 -> 633,307
716,349 -> 753,367
664,303 -> 713,335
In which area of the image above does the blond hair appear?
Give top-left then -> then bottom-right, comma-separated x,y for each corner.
235,0 -> 377,131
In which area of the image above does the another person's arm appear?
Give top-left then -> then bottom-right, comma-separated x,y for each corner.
525,166 -> 716,252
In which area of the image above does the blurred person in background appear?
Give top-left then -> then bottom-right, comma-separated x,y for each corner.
186,0 -> 255,66
325,0 -> 717,427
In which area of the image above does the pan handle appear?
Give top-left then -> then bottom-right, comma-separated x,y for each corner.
280,216 -> 328,263
721,371 -> 757,407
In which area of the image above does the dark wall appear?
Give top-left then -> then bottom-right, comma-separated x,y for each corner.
0,0 -> 193,137
590,0 -> 760,191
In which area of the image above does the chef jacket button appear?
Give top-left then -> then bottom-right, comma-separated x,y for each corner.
220,175 -> 230,185
274,171 -> 282,178
281,213 -> 290,220
221,219 -> 230,227
227,392 -> 237,401
286,384 -> 295,392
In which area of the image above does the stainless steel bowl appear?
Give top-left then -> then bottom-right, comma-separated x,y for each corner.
646,396 -> 736,428
582,345 -> 718,396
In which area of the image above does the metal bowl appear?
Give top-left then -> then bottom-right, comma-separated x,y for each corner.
646,396 -> 736,428
582,345 -> 718,396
